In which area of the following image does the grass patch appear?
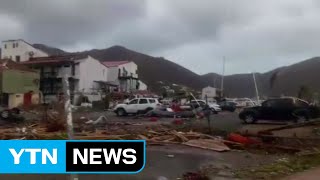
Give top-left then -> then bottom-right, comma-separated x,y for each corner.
235,153 -> 320,179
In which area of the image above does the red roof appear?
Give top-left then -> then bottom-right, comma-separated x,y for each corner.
102,61 -> 130,67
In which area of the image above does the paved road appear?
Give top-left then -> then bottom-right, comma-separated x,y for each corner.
210,112 -> 242,132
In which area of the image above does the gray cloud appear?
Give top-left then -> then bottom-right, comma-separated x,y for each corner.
1,0 -> 320,74
0,0 -> 146,46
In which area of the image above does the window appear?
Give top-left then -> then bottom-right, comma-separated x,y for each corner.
16,42 -> 18,47
15,56 -> 20,62
4,44 -> 7,49
149,99 -> 156,103
276,99 -> 294,108
129,99 -> 138,104
263,99 -> 293,108
13,43 -> 15,48
262,100 -> 276,107
71,64 -> 75,75
139,99 -> 148,104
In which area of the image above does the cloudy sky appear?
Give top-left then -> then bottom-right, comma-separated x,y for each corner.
1,0 -> 320,75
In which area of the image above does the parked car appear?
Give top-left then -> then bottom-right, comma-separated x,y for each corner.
113,98 -> 161,116
189,100 -> 221,114
218,101 -> 237,112
0,106 -> 21,120
235,98 -> 256,108
239,97 -> 319,123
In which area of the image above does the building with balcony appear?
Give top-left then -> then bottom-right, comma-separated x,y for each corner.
21,54 -> 108,104
102,61 -> 140,92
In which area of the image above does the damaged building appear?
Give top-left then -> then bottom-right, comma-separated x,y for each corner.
0,59 -> 40,108
20,54 -> 109,104
0,39 -> 148,105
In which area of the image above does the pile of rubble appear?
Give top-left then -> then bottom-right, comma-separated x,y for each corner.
0,120 -> 238,152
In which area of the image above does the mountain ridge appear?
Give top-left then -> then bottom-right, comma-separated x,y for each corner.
2,43 -> 320,98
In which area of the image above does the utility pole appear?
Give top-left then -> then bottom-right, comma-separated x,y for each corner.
220,57 -> 225,97
62,75 -> 78,180
252,72 -> 260,104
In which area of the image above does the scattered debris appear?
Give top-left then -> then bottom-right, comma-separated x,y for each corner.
258,119 -> 320,135
166,154 -> 175,158
182,172 -> 209,180
183,139 -> 230,152
150,117 -> 158,122
157,176 -> 169,180
85,116 -> 108,125
228,133 -> 260,145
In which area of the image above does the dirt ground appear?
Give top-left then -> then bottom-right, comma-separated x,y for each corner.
283,167 -> 320,180
2,108 -> 320,179
0,145 -> 281,180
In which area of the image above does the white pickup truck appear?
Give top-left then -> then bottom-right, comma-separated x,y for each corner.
113,98 -> 161,116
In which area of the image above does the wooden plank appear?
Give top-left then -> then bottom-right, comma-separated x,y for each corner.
137,134 -> 148,140
171,130 -> 189,142
183,139 -> 230,152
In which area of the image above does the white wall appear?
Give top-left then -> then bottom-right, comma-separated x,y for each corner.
105,62 -> 139,92
78,56 -> 108,93
1,40 -> 48,62
107,67 -> 118,82
107,62 -> 138,82
138,80 -> 148,90
202,86 -> 217,100
118,62 -> 138,78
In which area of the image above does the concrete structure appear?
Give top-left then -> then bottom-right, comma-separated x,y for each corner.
21,54 -> 109,104
1,39 -> 48,62
202,86 -> 217,102
103,61 -> 139,92
0,59 -> 40,108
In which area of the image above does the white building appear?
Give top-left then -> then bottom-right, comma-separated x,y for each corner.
21,54 -> 109,104
1,39 -> 145,102
202,86 -> 217,102
102,61 -> 140,92
1,39 -> 49,62
138,80 -> 148,90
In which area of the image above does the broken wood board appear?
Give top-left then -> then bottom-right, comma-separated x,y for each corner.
183,139 -> 230,152
171,130 -> 189,142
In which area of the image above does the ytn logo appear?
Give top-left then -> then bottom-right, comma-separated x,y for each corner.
9,148 -> 57,164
